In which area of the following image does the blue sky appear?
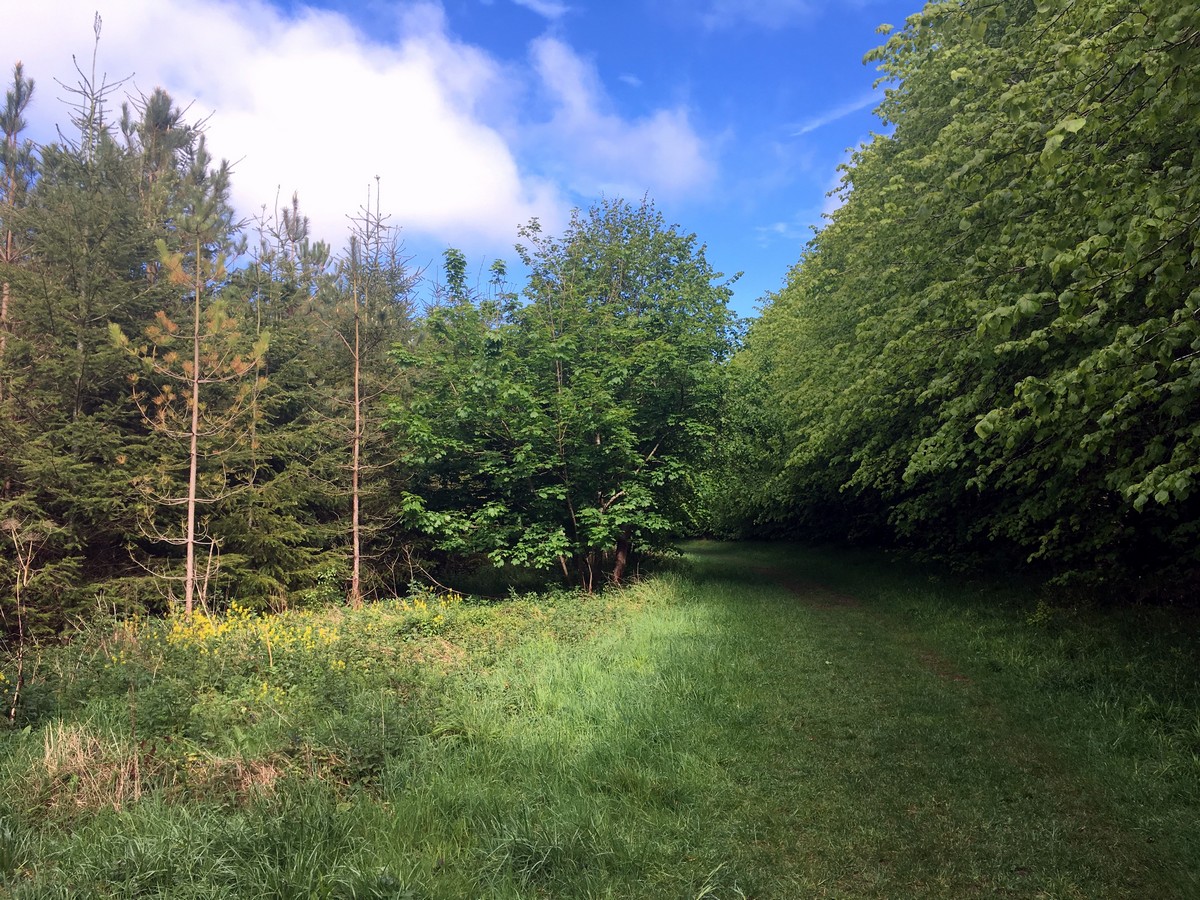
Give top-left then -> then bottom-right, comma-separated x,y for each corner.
6,0 -> 920,317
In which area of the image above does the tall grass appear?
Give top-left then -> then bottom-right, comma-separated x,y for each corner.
2,544 -> 1197,897
686,540 -> 1200,896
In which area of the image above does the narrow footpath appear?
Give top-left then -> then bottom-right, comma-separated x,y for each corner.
639,541 -> 1178,898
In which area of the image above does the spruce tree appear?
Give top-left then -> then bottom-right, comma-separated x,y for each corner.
326,185 -> 417,606
1,41 -> 156,633
213,195 -> 345,608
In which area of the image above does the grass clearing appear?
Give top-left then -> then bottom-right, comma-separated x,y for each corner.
2,543 -> 1197,897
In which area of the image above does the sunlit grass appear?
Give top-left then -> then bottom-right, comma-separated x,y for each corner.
2,544 -> 1197,897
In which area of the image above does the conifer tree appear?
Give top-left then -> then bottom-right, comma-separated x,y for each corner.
0,62 -> 35,402
1,35 -> 158,631
327,184 -> 417,607
113,131 -> 266,617
213,195 -> 344,607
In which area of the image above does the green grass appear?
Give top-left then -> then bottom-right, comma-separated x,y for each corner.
2,542 -> 1197,897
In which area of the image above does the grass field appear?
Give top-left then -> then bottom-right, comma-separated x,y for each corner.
1,542 -> 1197,897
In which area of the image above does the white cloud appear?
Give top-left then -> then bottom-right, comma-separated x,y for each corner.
528,37 -> 714,199
754,219 -> 813,244
793,92 -> 877,137
7,0 -> 563,251
511,0 -> 570,19
11,0 -> 559,250
6,0 -> 715,254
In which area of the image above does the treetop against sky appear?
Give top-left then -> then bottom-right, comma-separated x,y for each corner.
5,0 -> 918,316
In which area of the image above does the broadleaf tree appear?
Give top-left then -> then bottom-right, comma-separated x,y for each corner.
725,0 -> 1200,589
393,198 -> 737,590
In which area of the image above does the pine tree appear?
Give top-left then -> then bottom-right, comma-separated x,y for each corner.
113,132 -> 267,617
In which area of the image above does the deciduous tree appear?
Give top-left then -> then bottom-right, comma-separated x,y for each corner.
395,199 -> 736,589
731,0 -> 1200,588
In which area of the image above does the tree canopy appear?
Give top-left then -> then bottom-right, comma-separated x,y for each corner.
0,51 -> 738,645
392,199 -> 737,590
723,0 -> 1200,589
4,0 -> 1200,657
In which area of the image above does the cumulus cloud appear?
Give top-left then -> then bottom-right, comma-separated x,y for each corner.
7,0 -> 562,249
5,0 -> 713,256
528,37 -> 713,199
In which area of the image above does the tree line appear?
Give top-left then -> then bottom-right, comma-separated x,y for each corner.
4,0 -> 1198,663
716,0 -> 1200,593
0,36 -> 738,651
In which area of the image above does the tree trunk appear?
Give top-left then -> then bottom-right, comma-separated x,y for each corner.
6,573 -> 24,724
611,534 -> 633,586
577,551 -> 597,593
2,225 -> 14,404
184,243 -> 202,617
349,301 -> 363,609
74,284 -> 87,421
0,279 -> 8,402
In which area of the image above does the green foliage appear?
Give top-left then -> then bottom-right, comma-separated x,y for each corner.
729,0 -> 1200,586
1,66 -> 169,634
392,199 -> 737,589
215,200 -> 347,608
109,93 -> 268,617
0,59 -> 414,622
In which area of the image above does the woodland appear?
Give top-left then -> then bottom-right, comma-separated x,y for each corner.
1,1 -> 1198,896
2,0 -> 1199,652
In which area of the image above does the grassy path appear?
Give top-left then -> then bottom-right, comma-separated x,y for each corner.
3,542 -> 1196,897
674,545 -> 1139,897
357,542 -> 1194,897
